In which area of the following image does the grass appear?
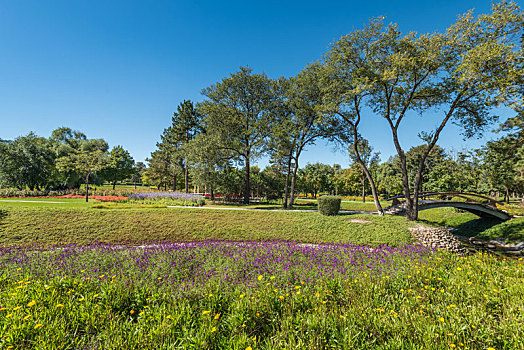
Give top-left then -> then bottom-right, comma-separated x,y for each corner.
0,242 -> 522,349
0,206 -> 413,247
418,208 -> 524,242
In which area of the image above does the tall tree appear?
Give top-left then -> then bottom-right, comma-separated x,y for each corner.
163,100 -> 202,193
321,23 -> 386,215
325,2 -> 523,220
200,67 -> 275,204
347,138 -> 380,202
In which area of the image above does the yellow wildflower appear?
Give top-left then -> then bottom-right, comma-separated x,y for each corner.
56,304 -> 64,308
211,327 -> 216,332
202,310 -> 211,315
27,300 -> 36,307
23,314 -> 31,320
214,313 -> 220,320
257,275 -> 263,281
130,310 -> 134,314
34,324 -> 43,329
13,306 -> 21,311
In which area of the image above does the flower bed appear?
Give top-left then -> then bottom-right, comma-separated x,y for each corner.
128,192 -> 205,206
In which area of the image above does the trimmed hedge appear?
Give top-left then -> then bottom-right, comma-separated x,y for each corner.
318,196 -> 341,216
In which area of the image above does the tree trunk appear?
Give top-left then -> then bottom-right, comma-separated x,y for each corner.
289,160 -> 299,209
173,173 -> 177,192
184,160 -> 189,193
112,181 -> 116,190
210,186 -> 215,201
243,155 -> 250,204
361,173 -> 366,203
85,175 -> 89,202
283,156 -> 292,209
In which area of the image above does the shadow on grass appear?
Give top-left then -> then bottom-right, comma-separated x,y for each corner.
0,209 -> 7,231
451,217 -> 502,237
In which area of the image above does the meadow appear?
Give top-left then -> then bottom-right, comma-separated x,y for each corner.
0,199 -> 523,349
0,241 -> 522,349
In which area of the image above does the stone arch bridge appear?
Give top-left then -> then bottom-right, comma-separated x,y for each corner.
385,192 -> 512,220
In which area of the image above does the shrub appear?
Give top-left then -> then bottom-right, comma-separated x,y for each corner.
318,196 -> 341,216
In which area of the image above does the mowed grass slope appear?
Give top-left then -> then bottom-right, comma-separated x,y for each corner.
0,206 -> 413,246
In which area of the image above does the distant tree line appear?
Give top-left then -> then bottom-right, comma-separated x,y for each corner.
0,127 -> 144,200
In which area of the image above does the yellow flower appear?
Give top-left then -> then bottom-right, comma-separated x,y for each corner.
6,314 -> 12,318
56,304 -> 64,308
93,294 -> 99,298
449,344 -> 456,348
211,327 -> 216,332
487,348 -> 496,350
214,313 -> 220,320
34,324 -> 43,329
257,275 -> 263,281
139,312 -> 144,316
23,314 -> 31,320
315,292 -> 320,298
202,310 -> 211,315
456,267 -> 462,271
27,300 -> 36,307
439,317 -> 444,322
13,306 -> 21,311
256,313 -> 260,317
240,294 -> 245,299
130,310 -> 135,314
279,295 -> 284,300
246,347 -> 252,350
270,276 -> 275,280
296,291 -> 301,295
78,298 -> 85,302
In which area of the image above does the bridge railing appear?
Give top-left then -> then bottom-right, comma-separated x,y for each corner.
385,192 -> 503,208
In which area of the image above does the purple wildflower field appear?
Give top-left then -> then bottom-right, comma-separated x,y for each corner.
0,241 -> 433,295
128,192 -> 204,201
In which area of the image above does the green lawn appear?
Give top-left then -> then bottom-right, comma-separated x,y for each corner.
1,201 -> 522,246
0,205 -> 414,246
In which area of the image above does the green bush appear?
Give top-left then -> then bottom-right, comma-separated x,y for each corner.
318,196 -> 341,216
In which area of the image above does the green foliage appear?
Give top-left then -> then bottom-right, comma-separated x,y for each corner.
318,196 -> 341,216
200,67 -> 275,203
297,163 -> 335,197
100,146 -> 135,189
0,133 -> 55,190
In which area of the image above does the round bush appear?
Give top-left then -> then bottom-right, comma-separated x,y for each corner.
318,196 -> 341,216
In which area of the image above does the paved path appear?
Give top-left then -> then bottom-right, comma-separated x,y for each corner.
0,200 -> 67,204
167,205 -> 376,215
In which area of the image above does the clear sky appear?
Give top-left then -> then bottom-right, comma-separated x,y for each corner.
0,0 -> 516,167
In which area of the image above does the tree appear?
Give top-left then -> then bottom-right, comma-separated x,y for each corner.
0,133 -> 54,190
270,64 -> 334,208
325,2 -> 523,220
347,138 -> 380,202
162,100 -> 202,193
200,67 -> 275,204
321,23 -> 387,215
131,162 -> 147,189
56,150 -> 109,202
297,163 -> 335,198
100,146 -> 135,189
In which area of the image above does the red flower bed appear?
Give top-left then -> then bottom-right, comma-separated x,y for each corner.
51,195 -> 127,201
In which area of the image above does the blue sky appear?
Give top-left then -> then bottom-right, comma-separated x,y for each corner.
0,0 -> 515,167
